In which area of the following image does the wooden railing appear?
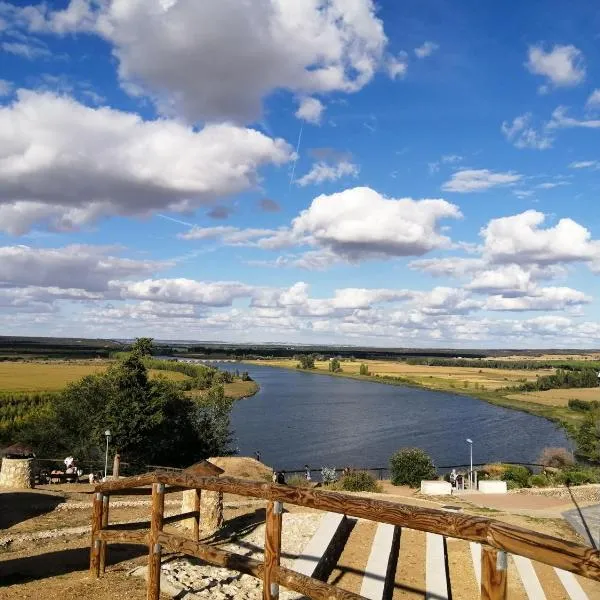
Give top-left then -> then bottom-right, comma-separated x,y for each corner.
90,470 -> 600,600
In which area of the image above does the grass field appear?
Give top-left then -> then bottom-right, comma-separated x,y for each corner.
507,387 -> 600,407
0,361 -> 189,392
187,380 -> 259,401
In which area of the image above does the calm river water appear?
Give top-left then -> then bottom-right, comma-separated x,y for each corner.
221,364 -> 569,471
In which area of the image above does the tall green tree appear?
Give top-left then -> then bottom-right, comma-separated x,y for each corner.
131,337 -> 154,357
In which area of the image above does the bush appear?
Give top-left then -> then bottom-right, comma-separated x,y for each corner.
529,474 -> 550,488
501,465 -> 531,488
321,466 -> 337,484
506,480 -> 521,491
337,471 -> 381,492
556,469 -> 598,486
568,399 -> 599,412
480,463 -> 506,480
390,448 -> 436,487
538,447 -> 575,469
359,363 -> 370,376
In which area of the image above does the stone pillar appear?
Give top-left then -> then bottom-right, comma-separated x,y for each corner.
200,490 -> 223,537
181,488 -> 223,537
0,457 -> 35,488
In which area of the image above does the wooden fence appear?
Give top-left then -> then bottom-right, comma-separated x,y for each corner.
90,470 -> 600,600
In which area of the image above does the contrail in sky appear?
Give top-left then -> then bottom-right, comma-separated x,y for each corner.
288,124 -> 303,189
157,213 -> 195,227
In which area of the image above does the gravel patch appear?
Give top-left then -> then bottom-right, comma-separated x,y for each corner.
160,513 -> 322,599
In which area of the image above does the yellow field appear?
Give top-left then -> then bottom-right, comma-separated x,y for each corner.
252,359 -> 548,391
0,361 -> 189,392
507,387 -> 600,407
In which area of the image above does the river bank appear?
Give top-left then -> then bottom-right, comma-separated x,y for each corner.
242,359 -> 580,431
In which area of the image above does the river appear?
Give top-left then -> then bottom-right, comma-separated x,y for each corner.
220,363 -> 569,472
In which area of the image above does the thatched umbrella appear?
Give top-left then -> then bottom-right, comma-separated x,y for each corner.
1,443 -> 36,459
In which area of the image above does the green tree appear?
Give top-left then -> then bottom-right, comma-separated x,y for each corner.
359,363 -> 370,376
328,358 -> 341,372
131,337 -> 154,357
390,448 -> 437,487
575,410 -> 600,462
297,354 -> 315,369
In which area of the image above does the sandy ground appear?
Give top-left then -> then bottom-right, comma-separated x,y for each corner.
2,468 -> 600,599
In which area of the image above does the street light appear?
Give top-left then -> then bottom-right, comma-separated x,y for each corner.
104,429 -> 111,480
466,438 -> 473,489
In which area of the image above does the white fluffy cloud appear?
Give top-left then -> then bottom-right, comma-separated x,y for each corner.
295,97 -> 325,125
414,41 -> 438,58
485,287 -> 590,312
296,161 -> 360,186
408,257 -> 485,278
0,90 -> 292,233
288,187 -> 461,260
548,106 -> 600,129
481,210 -> 600,267
442,169 -> 521,192
0,244 -> 165,291
526,44 -> 585,90
501,114 -> 553,149
28,0 -> 389,123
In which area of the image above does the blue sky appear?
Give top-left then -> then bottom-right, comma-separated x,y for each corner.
0,0 -> 599,347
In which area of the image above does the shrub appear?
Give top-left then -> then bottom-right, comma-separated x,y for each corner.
568,399 -> 599,412
359,363 -> 370,376
337,470 -> 381,492
529,474 -> 550,488
287,475 -> 312,488
321,466 -> 337,484
501,465 -> 531,488
506,480 -> 521,491
538,447 -> 575,469
556,469 -> 598,486
390,448 -> 436,487
481,463 -> 506,480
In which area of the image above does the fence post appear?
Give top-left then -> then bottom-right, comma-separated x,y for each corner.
481,545 -> 507,600
147,482 -> 165,600
89,491 -> 103,577
112,453 -> 120,478
194,489 -> 201,542
263,500 -> 283,600
99,494 -> 110,572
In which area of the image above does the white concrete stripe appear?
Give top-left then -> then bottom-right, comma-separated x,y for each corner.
360,523 -> 397,599
512,555 -> 546,599
470,542 -> 481,590
426,533 -> 449,600
554,569 -> 589,600
292,512 -> 345,577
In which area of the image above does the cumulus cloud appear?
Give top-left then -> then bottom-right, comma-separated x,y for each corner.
501,113 -> 553,149
442,169 -> 522,192
586,89 -> 600,109
408,257 -> 486,278
295,97 -> 325,124
0,90 -> 292,233
481,210 -> 600,267
386,54 -> 408,79
414,41 -> 438,58
485,287 -> 590,312
526,44 -> 585,90
296,160 -> 360,186
0,244 -> 166,291
27,0 -> 389,123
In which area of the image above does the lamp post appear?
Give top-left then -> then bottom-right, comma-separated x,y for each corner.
104,429 -> 111,480
466,438 -> 473,489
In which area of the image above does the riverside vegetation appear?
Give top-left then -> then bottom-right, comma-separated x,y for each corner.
0,338 -> 257,467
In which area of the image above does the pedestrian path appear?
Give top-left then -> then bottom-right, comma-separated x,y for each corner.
562,504 -> 600,549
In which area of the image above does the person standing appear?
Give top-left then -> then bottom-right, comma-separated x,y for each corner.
254,450 -> 261,462
304,464 -> 311,481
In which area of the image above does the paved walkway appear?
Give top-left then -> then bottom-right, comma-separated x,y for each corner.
562,504 -> 600,549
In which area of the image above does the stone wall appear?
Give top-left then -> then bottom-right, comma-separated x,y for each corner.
0,457 -> 35,488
